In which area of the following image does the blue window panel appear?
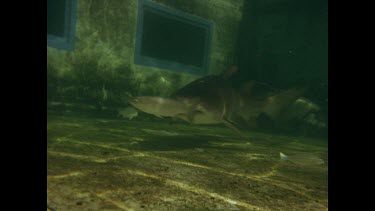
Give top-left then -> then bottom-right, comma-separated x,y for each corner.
47,0 -> 77,51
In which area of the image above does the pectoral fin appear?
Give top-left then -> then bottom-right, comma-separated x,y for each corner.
175,110 -> 200,123
223,117 -> 249,140
186,109 -> 196,123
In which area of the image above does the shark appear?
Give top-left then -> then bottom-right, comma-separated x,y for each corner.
128,66 -> 305,139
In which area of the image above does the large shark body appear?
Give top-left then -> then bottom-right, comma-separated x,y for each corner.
128,67 -> 305,139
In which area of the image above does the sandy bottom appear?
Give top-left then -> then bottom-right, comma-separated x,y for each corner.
47,114 -> 327,211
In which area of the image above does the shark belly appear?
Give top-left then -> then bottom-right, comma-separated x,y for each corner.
129,97 -> 192,118
190,112 -> 223,124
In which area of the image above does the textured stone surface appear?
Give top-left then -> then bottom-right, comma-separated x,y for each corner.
47,0 -> 244,103
47,114 -> 328,210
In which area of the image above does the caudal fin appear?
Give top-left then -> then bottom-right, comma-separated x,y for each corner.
263,87 -> 306,119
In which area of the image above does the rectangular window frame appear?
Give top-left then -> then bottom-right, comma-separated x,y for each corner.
134,0 -> 213,75
47,0 -> 77,51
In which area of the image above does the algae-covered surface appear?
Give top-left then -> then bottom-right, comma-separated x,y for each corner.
47,114 -> 327,211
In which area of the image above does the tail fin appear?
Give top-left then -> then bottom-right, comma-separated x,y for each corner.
263,86 -> 306,119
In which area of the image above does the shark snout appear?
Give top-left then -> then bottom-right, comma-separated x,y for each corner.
128,96 -> 158,110
128,97 -> 140,105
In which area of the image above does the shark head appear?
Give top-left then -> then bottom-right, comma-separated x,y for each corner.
128,96 -> 225,125
128,96 -> 193,118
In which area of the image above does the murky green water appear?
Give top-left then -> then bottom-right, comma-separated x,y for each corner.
47,0 -> 327,210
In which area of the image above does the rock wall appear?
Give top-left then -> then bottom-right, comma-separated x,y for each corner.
47,0 -> 244,106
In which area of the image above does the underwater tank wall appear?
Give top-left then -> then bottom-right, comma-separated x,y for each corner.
47,0 -> 244,107
236,0 -> 328,96
234,0 -> 328,137
47,1 -> 328,210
